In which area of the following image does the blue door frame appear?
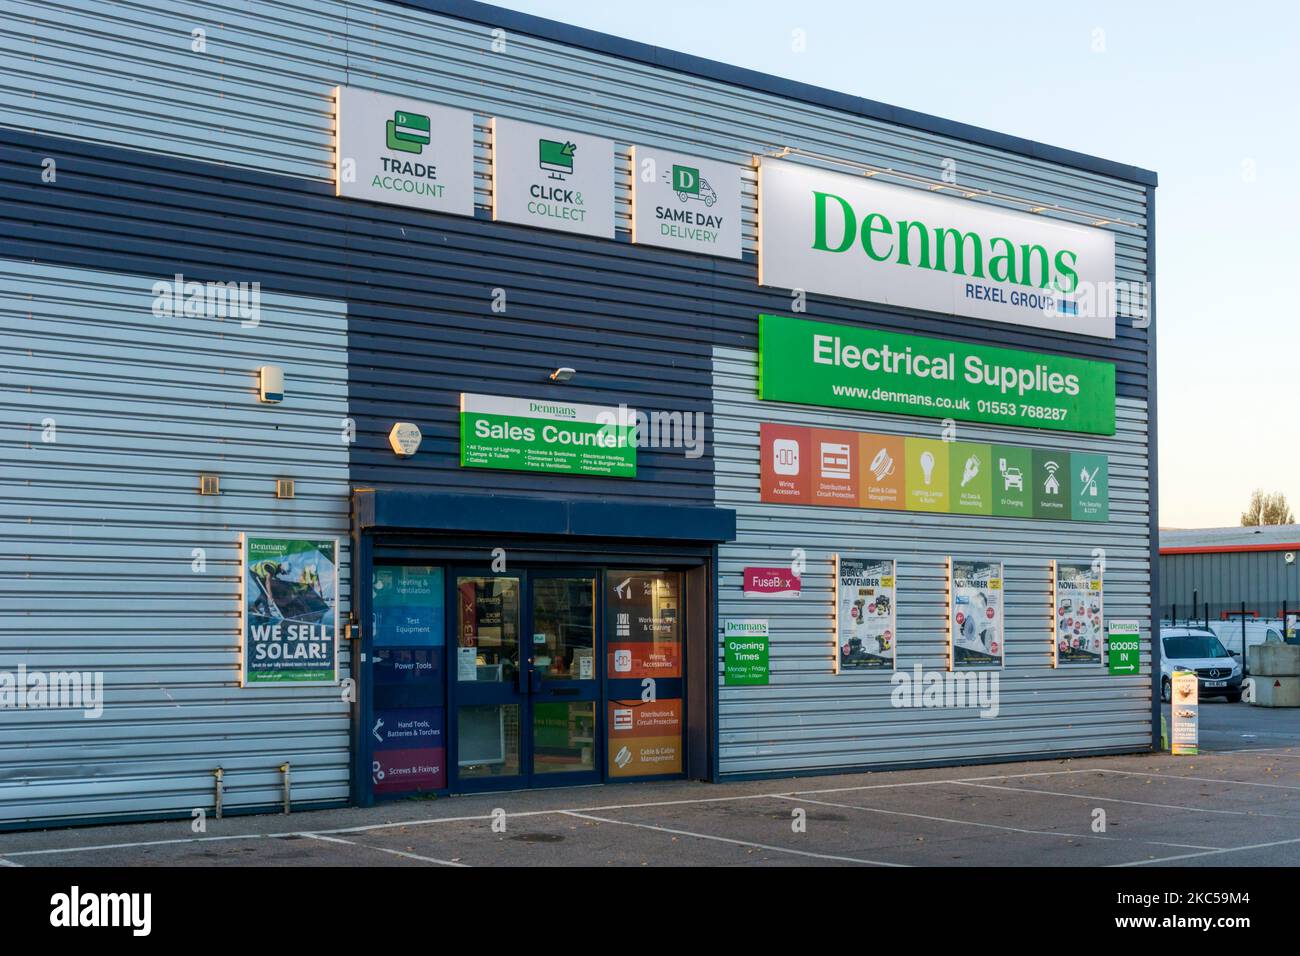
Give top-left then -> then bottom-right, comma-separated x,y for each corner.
348,490 -> 737,808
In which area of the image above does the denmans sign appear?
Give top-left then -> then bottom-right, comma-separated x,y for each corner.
758,159 -> 1118,338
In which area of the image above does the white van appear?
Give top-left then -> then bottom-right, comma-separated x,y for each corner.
1207,619 -> 1287,659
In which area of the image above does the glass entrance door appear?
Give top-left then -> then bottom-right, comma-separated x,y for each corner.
451,570 -> 601,789
454,574 -> 525,788
528,573 -> 600,782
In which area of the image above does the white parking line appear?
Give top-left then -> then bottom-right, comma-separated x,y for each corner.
0,858 -> 20,867
560,810 -> 905,866
1094,767 -> 1300,791
1114,835 -> 1300,866
772,794 -> 1221,851
0,764 -> 1282,861
953,781 -> 1300,819
0,770 -> 1087,857
298,832 -> 467,867
1,834 -> 269,859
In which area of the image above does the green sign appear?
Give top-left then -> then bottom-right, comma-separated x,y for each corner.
757,313 -> 1116,435
460,393 -> 636,478
386,110 -> 431,153
724,619 -> 770,685
1107,621 -> 1140,675
991,445 -> 1033,517
242,535 -> 339,686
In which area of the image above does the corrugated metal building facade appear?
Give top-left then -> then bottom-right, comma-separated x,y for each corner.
1160,526 -> 1300,621
0,0 -> 1157,826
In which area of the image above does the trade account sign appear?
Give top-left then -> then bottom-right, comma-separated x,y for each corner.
758,158 -> 1118,338
334,86 -> 476,216
758,313 -> 1116,435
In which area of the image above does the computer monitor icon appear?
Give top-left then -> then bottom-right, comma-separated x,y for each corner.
539,138 -> 576,179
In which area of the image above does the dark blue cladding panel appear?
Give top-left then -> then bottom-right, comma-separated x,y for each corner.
0,130 -> 716,506
0,129 -> 1149,511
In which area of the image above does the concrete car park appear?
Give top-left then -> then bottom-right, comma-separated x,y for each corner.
3,705 -> 1295,868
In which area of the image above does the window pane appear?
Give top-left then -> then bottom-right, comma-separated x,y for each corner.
456,577 -> 520,683
606,571 -> 682,678
533,701 -> 596,774
458,704 -> 520,777
532,576 -> 596,680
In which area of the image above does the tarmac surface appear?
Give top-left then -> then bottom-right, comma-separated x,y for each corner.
2,700 -> 1296,867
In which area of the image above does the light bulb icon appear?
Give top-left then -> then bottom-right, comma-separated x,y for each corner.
919,450 -> 935,486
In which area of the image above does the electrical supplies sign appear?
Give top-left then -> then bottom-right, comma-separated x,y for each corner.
630,146 -> 743,259
760,422 -> 1109,522
758,314 -> 1116,435
242,535 -> 339,686
1054,563 -> 1103,665
334,86 -> 475,216
836,557 -> 896,671
491,117 -> 615,238
951,560 -> 1003,668
460,393 -> 636,478
723,619 -> 770,685
757,158 -> 1117,338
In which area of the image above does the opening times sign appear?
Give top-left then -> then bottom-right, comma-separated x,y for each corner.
761,422 -> 1108,522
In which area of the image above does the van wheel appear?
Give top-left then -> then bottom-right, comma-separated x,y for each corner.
1160,677 -> 1171,702
1226,689 -> 1242,703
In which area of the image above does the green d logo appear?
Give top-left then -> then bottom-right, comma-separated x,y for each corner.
386,110 -> 431,154
672,165 -> 700,195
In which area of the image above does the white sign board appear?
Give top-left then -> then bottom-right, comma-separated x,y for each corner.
630,146 -> 743,259
491,117 -> 615,238
334,86 -> 475,216
758,158 -> 1117,338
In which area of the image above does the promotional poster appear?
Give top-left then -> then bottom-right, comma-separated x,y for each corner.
1055,563 -> 1104,665
951,560 -> 1003,668
242,536 -> 339,685
837,557 -> 897,670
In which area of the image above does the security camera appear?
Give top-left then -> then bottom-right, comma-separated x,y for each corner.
1286,552 -> 1296,565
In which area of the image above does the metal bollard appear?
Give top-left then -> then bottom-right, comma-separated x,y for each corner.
280,762 -> 291,814
213,767 -> 224,820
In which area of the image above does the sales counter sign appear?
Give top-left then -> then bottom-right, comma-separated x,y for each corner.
460,393 -> 636,477
759,313 -> 1116,435
241,535 -> 339,686
334,86 -> 475,216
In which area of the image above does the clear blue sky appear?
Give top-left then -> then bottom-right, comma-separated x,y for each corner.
497,0 -> 1300,528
